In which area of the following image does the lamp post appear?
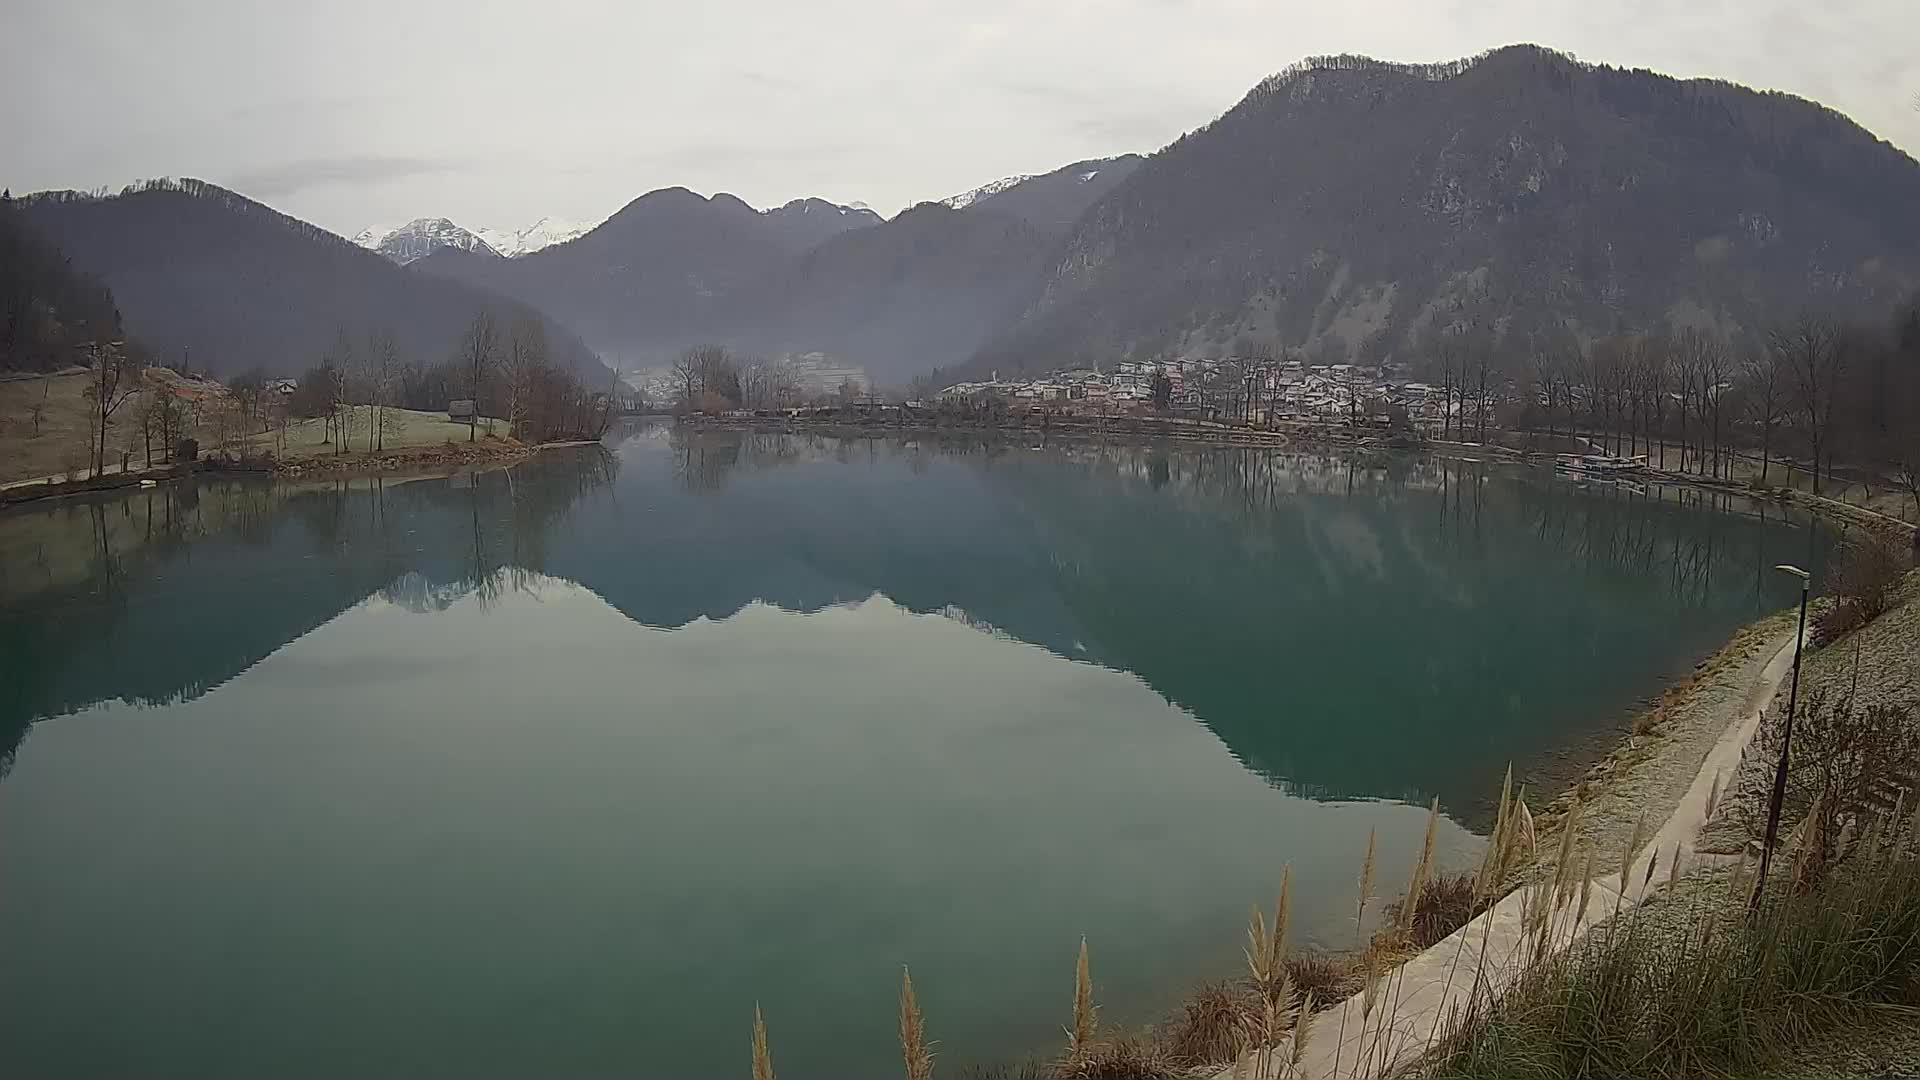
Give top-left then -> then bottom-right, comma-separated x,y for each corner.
1751,562 -> 1812,915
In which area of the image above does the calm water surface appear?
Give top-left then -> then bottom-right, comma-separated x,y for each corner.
0,424 -> 1828,1078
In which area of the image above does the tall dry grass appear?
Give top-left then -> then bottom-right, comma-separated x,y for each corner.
1419,801 -> 1920,1079
751,1003 -> 775,1080
1071,937 -> 1096,1060
901,966 -> 934,1080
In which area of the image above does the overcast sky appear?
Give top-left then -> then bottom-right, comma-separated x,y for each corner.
5,0 -> 1916,236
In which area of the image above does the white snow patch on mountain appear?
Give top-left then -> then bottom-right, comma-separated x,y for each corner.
353,215 -> 600,261
474,216 -> 598,257
942,174 -> 1033,211
351,218 -> 500,264
1079,170 -> 1101,182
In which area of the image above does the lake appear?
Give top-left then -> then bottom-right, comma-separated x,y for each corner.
0,423 -> 1827,1078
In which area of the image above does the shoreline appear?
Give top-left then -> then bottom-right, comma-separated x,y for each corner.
1526,610 -> 1799,878
680,411 -> 1441,456
268,437 -> 540,478
686,414 -> 1917,531
0,437 -> 601,509
1206,612 -> 1809,1079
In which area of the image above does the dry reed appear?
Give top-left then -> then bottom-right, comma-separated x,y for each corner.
901,966 -> 934,1080
752,1003 -> 775,1080
1399,799 -> 1440,934
1357,828 -> 1378,929
1071,938 -> 1096,1058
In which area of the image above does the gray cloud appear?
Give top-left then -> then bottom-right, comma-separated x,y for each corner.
219,155 -> 457,199
4,0 -> 1915,235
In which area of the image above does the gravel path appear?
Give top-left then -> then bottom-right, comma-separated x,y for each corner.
1528,611 -> 1797,874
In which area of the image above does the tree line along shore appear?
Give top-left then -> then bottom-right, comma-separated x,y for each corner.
0,309 -> 624,501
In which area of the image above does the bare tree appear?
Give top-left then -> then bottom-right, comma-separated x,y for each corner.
1644,337 -> 1671,468
505,317 -> 547,439
1771,315 -> 1845,495
140,386 -> 169,466
1743,348 -> 1787,485
671,347 -> 704,414
456,310 -> 500,441
1701,336 -> 1729,479
320,327 -> 355,453
1671,330 -> 1730,476
346,332 -> 377,453
1530,346 -> 1562,440
740,354 -> 792,410
228,367 -> 267,434
1435,338 -> 1459,439
368,329 -> 400,453
83,339 -> 138,477
680,343 -> 737,412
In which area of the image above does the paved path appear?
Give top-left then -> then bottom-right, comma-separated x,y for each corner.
1217,628 -> 1801,1079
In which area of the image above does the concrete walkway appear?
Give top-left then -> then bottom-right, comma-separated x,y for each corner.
1217,628 -> 1801,1079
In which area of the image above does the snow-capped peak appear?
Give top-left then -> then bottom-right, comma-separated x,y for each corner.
352,218 -> 500,264
942,173 -> 1033,211
474,216 -> 598,258
351,214 -> 600,262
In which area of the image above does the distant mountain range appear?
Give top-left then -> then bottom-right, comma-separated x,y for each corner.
12,46 -> 1918,389
16,179 -> 607,379
352,215 -> 600,264
351,200 -> 879,268
474,216 -> 598,258
410,160 -> 1137,379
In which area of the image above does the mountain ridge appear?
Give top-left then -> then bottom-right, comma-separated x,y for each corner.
18,179 -> 608,380
968,45 -> 1920,378
413,170 -> 1131,378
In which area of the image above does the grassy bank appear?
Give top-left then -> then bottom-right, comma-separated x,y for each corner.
1416,562 -> 1920,1080
1422,842 -> 1920,1079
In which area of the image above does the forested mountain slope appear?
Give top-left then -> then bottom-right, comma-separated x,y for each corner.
971,46 -> 1920,376
1,192 -> 124,372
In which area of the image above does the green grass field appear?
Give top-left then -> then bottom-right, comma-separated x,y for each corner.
247,407 -> 510,460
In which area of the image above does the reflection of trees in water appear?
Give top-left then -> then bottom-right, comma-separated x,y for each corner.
669,427 -> 877,493
655,431 -> 1820,624
909,440 -> 1830,812
0,449 -> 619,775
1506,476 -> 1827,610
668,427 -> 1033,494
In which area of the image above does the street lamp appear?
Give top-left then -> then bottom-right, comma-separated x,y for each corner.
1750,562 -> 1812,915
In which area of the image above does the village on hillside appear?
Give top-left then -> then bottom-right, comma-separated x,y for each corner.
936,356 -> 1441,427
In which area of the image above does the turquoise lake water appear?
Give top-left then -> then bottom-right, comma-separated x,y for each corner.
0,424 -> 1828,1078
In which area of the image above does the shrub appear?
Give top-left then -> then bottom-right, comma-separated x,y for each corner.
1396,872 -> 1480,949
1049,1034 -> 1179,1080
1285,948 -> 1360,1005
1813,535 -> 1904,643
1153,981 -> 1257,1067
